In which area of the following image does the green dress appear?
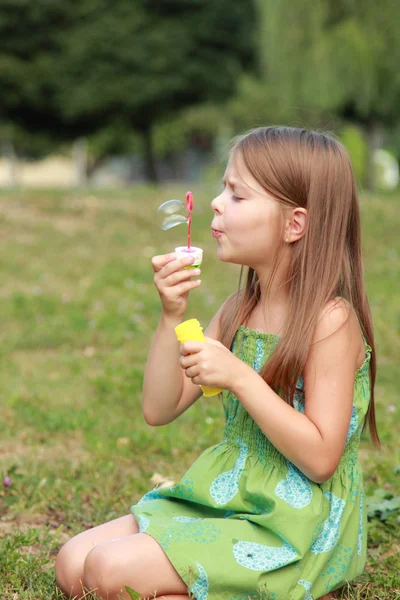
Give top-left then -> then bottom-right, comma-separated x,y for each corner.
131,324 -> 372,600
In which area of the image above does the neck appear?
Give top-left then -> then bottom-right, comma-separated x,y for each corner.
255,250 -> 290,306
251,249 -> 291,332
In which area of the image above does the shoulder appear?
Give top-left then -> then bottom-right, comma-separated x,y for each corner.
308,296 -> 364,374
312,297 -> 353,343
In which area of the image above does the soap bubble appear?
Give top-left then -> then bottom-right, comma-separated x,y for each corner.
156,199 -> 188,230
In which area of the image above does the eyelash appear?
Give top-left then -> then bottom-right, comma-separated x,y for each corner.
232,194 -> 243,202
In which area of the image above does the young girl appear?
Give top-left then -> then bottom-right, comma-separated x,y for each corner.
55,126 -> 379,600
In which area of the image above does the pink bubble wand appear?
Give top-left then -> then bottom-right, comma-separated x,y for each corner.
173,191 -> 202,266
186,191 -> 193,250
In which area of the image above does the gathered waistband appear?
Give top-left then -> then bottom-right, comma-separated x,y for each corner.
222,418 -> 360,479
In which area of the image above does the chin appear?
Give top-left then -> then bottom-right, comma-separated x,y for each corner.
217,252 -> 242,266
216,247 -> 228,261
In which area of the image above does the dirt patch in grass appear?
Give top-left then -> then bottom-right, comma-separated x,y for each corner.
0,431 -> 90,465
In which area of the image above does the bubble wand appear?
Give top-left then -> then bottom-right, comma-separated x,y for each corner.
186,191 -> 193,250
156,191 -> 223,396
156,192 -> 201,265
173,191 -> 202,268
175,191 -> 222,396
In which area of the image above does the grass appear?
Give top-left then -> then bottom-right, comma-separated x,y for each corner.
0,184 -> 399,599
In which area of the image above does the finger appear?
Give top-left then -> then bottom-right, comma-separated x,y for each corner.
164,266 -> 201,288
180,354 -> 197,368
160,254 -> 196,278
151,253 -> 176,273
162,278 -> 201,299
180,342 -> 204,355
184,366 -> 200,379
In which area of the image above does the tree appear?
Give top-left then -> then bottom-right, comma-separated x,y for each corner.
234,0 -> 400,190
0,0 -> 72,157
0,0 -> 256,181
329,0 -> 400,190
54,0 -> 256,181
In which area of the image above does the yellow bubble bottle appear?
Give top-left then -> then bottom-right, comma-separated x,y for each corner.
175,319 -> 224,397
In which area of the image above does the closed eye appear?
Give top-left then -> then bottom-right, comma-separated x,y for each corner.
232,194 -> 244,202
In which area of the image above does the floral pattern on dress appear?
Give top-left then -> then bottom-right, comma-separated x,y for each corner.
137,514 -> 150,532
275,462 -> 313,509
293,394 -> 305,414
189,562 -> 209,600
233,537 -> 298,571
169,476 -> 196,501
210,440 -> 248,505
346,461 -> 362,505
136,488 -> 166,505
253,339 -> 264,373
358,490 -> 364,556
345,405 -> 358,444
319,543 -> 354,593
173,516 -> 202,523
158,519 -> 222,550
311,492 -> 345,554
298,580 -> 313,600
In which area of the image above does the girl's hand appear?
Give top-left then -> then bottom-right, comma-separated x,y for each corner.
179,337 -> 243,392
152,253 -> 201,319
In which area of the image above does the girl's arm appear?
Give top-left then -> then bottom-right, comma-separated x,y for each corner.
143,300 -> 228,426
142,313 -> 185,426
231,301 -> 363,483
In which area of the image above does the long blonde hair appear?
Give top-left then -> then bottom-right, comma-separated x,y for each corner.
218,126 -> 380,446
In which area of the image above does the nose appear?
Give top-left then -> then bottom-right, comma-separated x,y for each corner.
211,191 -> 224,214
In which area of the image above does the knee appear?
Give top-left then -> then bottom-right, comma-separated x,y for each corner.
83,545 -> 124,598
55,539 -> 86,598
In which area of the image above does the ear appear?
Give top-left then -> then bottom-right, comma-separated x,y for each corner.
285,207 -> 307,243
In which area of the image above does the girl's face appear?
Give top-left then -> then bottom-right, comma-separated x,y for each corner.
211,153 -> 285,270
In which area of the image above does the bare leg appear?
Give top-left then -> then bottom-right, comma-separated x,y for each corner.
55,514 -> 139,599
82,533 -> 189,600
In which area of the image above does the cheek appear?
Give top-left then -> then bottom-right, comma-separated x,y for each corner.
225,203 -> 282,242
248,212 -> 282,248
221,204 -> 241,232
225,208 -> 242,229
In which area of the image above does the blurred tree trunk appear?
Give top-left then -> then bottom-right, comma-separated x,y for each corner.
72,137 -> 88,187
365,118 -> 383,193
143,127 -> 158,183
3,142 -> 18,187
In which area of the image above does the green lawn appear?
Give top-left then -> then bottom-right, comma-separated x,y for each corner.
0,185 -> 399,599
